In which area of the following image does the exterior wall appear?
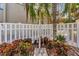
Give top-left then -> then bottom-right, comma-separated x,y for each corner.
0,4 -> 4,22
0,3 -> 27,23
6,3 -> 26,23
0,3 -> 52,24
0,11 -> 3,22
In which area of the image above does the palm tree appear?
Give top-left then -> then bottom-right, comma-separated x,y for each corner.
71,3 -> 79,20
25,3 -> 36,24
63,3 -> 79,23
38,3 -> 52,24
52,3 -> 57,39
25,3 -> 29,23
63,3 -> 72,22
25,3 -> 57,39
37,3 -> 48,24
44,3 -> 52,24
29,3 -> 36,24
25,3 -> 52,24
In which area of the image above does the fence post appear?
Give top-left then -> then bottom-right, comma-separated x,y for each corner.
66,24 -> 70,42
10,24 -> 12,42
31,24 -> 33,43
14,24 -> 17,40
51,24 -> 53,40
77,23 -> 79,47
0,24 -> 2,44
39,23 -> 41,49
4,24 -> 7,43
25,24 -> 27,39
28,24 -> 30,38
18,23 -> 21,39
22,24 -> 24,39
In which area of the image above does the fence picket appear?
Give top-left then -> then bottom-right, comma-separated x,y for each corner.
0,23 -> 78,47
4,24 -> 7,43
14,24 -> 17,40
0,24 -> 2,44
10,24 -> 12,42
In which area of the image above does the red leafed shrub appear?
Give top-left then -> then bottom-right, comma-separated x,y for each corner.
46,40 -> 69,56
0,39 -> 34,56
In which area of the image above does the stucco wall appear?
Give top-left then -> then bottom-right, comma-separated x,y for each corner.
6,3 -> 26,23
0,3 -> 26,23
0,10 -> 3,22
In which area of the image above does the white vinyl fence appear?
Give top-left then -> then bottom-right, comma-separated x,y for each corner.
0,23 -> 79,48
57,23 -> 79,47
0,23 -> 53,44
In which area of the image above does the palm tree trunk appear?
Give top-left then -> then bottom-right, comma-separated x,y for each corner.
68,4 -> 72,22
52,3 -> 57,39
25,3 -> 29,23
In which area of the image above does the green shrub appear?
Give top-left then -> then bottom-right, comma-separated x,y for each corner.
56,35 -> 65,42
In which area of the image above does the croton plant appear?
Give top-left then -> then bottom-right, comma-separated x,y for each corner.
46,40 -> 70,56
46,35 -> 70,56
0,38 -> 34,56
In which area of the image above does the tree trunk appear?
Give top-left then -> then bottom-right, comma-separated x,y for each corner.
25,3 -> 29,23
68,4 -> 71,22
52,3 -> 57,39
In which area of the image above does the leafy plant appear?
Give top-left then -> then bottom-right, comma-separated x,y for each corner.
56,35 -> 65,42
46,40 -> 69,56
46,41 -> 53,49
64,19 -> 75,23
0,39 -> 34,56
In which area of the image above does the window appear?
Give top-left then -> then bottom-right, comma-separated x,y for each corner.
0,3 -> 4,14
0,3 -> 3,10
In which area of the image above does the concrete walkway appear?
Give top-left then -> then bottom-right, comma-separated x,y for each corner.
34,48 -> 48,56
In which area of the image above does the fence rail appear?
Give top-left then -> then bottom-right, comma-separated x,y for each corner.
0,23 -> 79,48
57,23 -> 78,47
0,23 -> 53,44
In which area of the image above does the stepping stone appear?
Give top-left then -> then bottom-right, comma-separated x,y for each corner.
34,48 -> 48,56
